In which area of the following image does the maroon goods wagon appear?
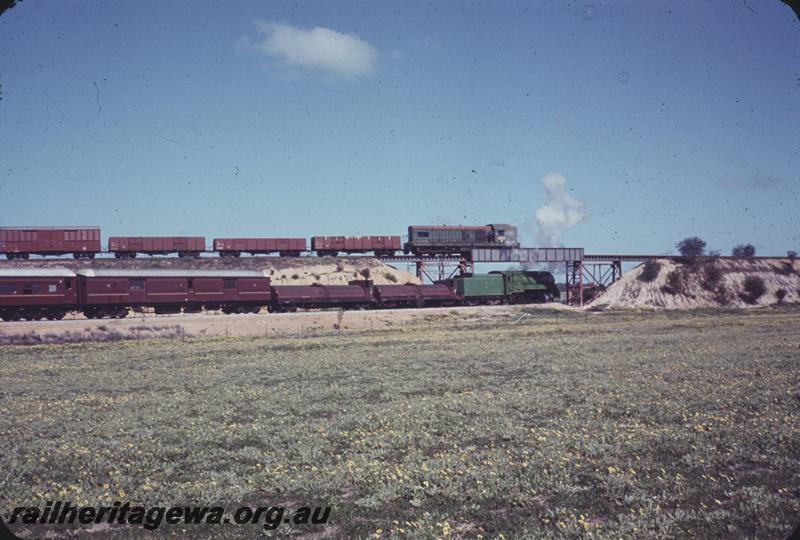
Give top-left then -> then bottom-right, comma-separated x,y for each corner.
271,282 -> 372,311
0,268 -> 78,321
108,236 -> 206,258
419,283 -> 458,307
76,269 -> 272,317
213,238 -> 306,257
0,227 -> 101,259
311,236 -> 401,257
373,284 -> 425,308
373,283 -> 457,308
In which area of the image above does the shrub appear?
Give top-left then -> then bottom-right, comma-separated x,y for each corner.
788,250 -> 797,261
775,289 -> 787,305
336,263 -> 345,272
291,274 -> 300,280
383,272 -> 398,283
776,262 -> 794,276
732,244 -> 756,258
676,237 -> 706,258
714,284 -> 731,305
661,270 -> 685,295
701,263 -> 723,291
740,276 -> 766,304
360,268 -> 371,279
638,260 -> 661,282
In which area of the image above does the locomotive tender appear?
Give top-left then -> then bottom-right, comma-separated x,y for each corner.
0,268 -> 558,321
0,224 -> 519,259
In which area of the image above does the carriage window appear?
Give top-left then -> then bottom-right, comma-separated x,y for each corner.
48,284 -> 57,292
23,284 -> 33,295
0,284 -> 16,294
417,231 -> 429,238
130,279 -> 145,290
223,279 -> 237,289
65,278 -> 72,290
187,279 -> 194,289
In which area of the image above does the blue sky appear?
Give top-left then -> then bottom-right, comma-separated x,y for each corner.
1,0 -> 798,256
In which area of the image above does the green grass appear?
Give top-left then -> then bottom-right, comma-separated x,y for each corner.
1,309 -> 799,538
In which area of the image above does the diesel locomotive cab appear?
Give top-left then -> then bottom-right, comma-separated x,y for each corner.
487,224 -> 519,248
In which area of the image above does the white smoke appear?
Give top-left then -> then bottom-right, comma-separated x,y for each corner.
535,172 -> 588,246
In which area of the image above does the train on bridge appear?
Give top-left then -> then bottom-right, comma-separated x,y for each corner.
0,224 -> 519,259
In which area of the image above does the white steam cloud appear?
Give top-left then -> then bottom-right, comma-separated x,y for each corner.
535,172 -> 588,246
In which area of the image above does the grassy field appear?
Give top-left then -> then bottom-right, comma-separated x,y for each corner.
1,308 -> 799,538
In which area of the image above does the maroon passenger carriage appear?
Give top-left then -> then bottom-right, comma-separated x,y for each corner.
0,268 -> 77,320
75,269 -> 272,317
